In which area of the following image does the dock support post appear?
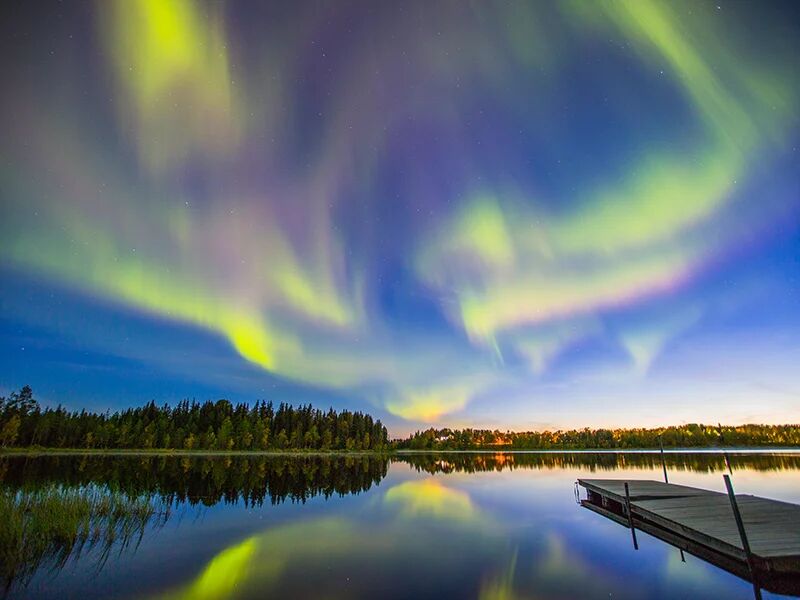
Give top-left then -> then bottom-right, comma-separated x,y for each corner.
724,475 -> 761,600
724,452 -> 733,475
659,437 -> 668,484
623,482 -> 638,550
659,438 -> 684,561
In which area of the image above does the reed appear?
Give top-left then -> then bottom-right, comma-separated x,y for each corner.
0,484 -> 169,593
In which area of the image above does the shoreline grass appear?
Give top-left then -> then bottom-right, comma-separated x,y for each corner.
0,484 -> 169,594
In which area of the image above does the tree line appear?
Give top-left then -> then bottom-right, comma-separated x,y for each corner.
397,423 -> 800,450
0,386 -> 388,451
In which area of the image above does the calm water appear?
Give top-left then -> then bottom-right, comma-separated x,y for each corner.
2,451 -> 799,599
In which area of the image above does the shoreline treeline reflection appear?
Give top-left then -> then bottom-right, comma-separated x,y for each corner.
2,453 -> 798,505
397,451 -> 800,474
0,455 -> 388,507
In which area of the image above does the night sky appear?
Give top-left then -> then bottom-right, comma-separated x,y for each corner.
1,1 -> 799,435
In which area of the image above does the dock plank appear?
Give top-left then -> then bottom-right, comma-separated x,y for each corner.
580,479 -> 716,501
578,478 -> 800,571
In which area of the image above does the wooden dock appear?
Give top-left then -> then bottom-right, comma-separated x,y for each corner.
577,479 -> 800,595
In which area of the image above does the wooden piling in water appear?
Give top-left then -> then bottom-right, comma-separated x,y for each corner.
623,481 -> 638,550
725,474 -> 761,600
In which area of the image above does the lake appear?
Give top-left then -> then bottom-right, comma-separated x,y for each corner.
2,451 -> 799,599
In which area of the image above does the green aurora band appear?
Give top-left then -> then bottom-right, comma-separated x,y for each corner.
1,0 -> 798,425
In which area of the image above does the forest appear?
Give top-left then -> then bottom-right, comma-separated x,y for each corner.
0,386 -> 389,451
3,385 -> 799,452
397,424 -> 800,450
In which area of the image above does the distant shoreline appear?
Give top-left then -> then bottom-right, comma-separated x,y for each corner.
2,447 -> 800,456
395,447 -> 800,454
0,448 -> 394,456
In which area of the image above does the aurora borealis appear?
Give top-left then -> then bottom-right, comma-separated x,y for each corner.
1,1 -> 799,433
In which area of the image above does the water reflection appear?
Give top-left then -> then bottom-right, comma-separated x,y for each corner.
1,452 -> 798,599
398,451 -> 800,475
163,474 -> 705,600
153,477 -> 507,600
384,478 -> 478,521
0,454 -> 387,506
0,454 -> 387,596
